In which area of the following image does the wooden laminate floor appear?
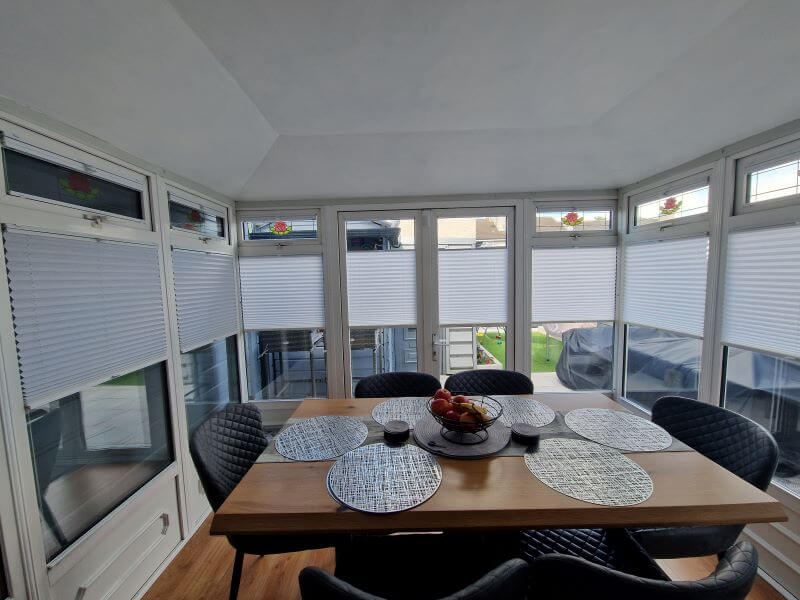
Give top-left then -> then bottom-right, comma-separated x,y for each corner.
143,517 -> 784,600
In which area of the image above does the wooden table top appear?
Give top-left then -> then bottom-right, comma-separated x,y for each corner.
211,393 -> 786,536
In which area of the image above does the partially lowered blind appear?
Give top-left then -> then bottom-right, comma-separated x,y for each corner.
4,229 -> 167,408
532,246 -> 617,322
239,254 -> 325,329
622,236 -> 709,337
172,249 -> 238,352
347,251 -> 416,327
439,248 -> 507,325
722,224 -> 800,357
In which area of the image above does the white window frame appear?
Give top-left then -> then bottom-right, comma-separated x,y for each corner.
0,121 -> 153,232
166,183 -> 233,251
532,198 -> 617,246
735,137 -> 800,216
237,208 -> 322,249
626,169 -> 712,239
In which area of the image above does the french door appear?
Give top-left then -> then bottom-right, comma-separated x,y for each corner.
339,207 -> 515,393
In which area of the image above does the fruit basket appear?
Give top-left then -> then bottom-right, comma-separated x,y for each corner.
428,390 -> 503,444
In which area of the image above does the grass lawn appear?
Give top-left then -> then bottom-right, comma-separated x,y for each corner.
107,371 -> 146,386
477,330 -> 563,373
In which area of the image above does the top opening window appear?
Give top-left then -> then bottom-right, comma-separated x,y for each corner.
628,172 -> 711,233
737,140 -> 800,213
242,216 -> 318,241
3,147 -> 145,221
536,208 -> 613,233
168,190 -> 227,240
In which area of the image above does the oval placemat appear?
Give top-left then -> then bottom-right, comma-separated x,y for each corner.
496,395 -> 556,427
275,415 -> 368,461
413,413 -> 511,459
564,408 -> 672,452
524,438 -> 653,506
371,397 -> 428,429
327,443 -> 442,514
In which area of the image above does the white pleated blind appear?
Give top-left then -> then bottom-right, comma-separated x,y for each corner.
172,250 -> 239,352
439,248 -> 507,325
722,225 -> 800,357
532,246 -> 617,322
622,236 -> 709,336
346,251 -> 416,327
239,254 -> 325,329
4,229 -> 167,408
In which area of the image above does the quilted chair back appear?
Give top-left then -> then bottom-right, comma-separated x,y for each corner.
527,541 -> 758,600
354,372 -> 442,398
445,369 -> 533,396
652,396 -> 778,490
189,404 -> 268,511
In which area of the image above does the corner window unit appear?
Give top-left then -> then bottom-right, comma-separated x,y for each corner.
628,172 -> 711,233
167,185 -> 231,247
736,138 -> 800,214
0,123 -> 152,230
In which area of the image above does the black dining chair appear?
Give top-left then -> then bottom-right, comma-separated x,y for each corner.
525,533 -> 758,600
629,396 -> 779,558
444,369 -> 533,396
299,558 -> 529,600
354,372 -> 442,398
189,404 -> 344,600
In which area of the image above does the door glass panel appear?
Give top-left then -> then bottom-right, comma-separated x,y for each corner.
345,218 -> 417,391
4,149 -> 143,219
26,362 -> 172,560
437,216 -> 509,382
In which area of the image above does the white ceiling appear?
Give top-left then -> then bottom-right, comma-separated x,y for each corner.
2,0 -> 800,200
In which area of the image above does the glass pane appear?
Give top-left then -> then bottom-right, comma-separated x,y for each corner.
724,347 -> 800,497
26,363 -> 172,560
437,216 -> 506,248
351,327 -> 418,390
748,158 -> 800,204
531,322 -> 614,392
346,219 -> 414,250
244,329 -> 327,400
624,325 -> 701,410
169,200 -> 225,238
634,185 -> 709,226
180,336 -> 240,434
242,217 -> 318,241
4,149 -> 143,219
438,325 -> 506,384
536,209 -> 612,232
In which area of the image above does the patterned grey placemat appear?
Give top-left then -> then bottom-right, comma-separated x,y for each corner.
274,415 -> 368,461
525,438 -> 653,506
371,397 -> 428,429
565,408 -> 672,452
327,443 -> 442,513
495,395 -> 556,427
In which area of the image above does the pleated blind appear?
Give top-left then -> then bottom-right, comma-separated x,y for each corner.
239,254 -> 325,329
622,236 -> 709,337
172,249 -> 239,352
532,246 -> 617,322
4,229 -> 167,408
722,224 -> 800,357
439,248 -> 507,325
346,251 -> 416,327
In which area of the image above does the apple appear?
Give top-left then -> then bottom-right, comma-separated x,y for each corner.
452,395 -> 467,404
431,397 -> 452,416
433,389 -> 452,402
444,409 -> 460,422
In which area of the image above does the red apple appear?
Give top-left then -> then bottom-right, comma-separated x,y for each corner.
431,398 -> 452,416
433,389 -> 452,402
452,395 -> 467,404
444,409 -> 460,422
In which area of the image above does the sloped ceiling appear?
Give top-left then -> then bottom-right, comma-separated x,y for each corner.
2,0 -> 800,201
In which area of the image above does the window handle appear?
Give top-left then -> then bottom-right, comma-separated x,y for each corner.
82,214 -> 104,228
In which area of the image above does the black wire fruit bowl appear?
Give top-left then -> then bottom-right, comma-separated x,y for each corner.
427,394 -> 503,444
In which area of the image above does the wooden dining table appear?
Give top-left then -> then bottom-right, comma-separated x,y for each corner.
210,392 -> 786,537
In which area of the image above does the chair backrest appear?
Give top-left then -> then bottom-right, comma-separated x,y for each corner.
354,372 -> 442,398
29,408 -> 62,495
445,369 -> 533,396
527,541 -> 758,600
189,404 -> 268,511
652,396 -> 778,490
299,558 -> 529,600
